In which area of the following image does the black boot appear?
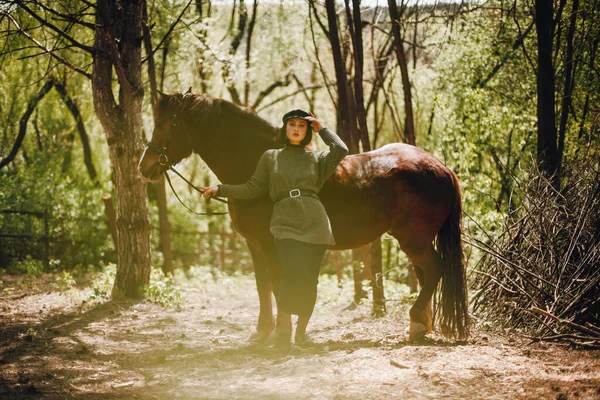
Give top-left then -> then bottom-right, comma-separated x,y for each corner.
275,331 -> 292,354
294,331 -> 316,348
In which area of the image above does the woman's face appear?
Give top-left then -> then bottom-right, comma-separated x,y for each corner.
285,118 -> 308,145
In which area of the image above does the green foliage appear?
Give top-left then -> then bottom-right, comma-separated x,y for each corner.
2,0 -> 598,287
145,268 -> 184,308
55,270 -> 77,295
10,255 -> 44,277
0,164 -> 114,272
85,263 -> 183,307
414,6 -> 538,246
87,263 -> 116,302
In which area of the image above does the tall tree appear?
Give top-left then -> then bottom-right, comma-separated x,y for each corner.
387,0 -> 416,145
534,0 -> 559,184
8,0 -> 152,294
6,0 -> 195,295
322,0 -> 359,152
345,0 -> 386,313
556,0 -> 580,177
143,0 -> 174,276
312,0 -> 386,308
93,0 -> 152,296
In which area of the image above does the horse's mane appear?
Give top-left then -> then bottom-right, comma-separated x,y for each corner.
163,92 -> 279,144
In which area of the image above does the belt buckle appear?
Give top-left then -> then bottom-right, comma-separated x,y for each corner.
289,189 -> 301,198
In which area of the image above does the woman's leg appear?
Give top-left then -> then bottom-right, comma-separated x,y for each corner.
275,239 -> 327,345
275,310 -> 292,352
295,315 -> 310,342
276,310 -> 292,333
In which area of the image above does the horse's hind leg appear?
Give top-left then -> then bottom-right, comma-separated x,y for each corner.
395,235 -> 443,340
408,246 -> 443,339
412,265 -> 433,333
247,241 -> 276,342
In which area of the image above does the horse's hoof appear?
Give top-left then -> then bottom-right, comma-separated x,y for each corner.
249,330 -> 271,343
406,322 -> 427,341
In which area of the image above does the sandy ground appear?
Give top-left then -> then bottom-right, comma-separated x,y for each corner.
0,268 -> 599,400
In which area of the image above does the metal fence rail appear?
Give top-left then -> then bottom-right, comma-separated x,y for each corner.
0,209 -> 49,268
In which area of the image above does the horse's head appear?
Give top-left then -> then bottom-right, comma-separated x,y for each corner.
138,91 -> 194,182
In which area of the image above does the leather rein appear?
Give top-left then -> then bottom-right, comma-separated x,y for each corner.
145,113 -> 229,216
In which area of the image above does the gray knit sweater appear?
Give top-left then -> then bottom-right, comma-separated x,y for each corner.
218,128 -> 349,245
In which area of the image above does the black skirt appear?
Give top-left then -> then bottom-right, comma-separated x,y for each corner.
275,238 -> 328,317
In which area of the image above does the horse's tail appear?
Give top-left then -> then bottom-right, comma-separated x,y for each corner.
436,171 -> 470,340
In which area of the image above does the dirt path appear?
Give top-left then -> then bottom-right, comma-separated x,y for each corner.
1,268 -> 599,399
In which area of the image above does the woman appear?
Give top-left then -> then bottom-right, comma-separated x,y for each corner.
200,109 -> 349,351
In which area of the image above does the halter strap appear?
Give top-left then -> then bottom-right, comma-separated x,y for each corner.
165,170 -> 229,215
146,114 -> 178,166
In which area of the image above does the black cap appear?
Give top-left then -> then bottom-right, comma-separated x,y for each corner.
282,109 -> 310,123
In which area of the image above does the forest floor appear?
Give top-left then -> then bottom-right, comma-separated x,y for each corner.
0,267 -> 599,400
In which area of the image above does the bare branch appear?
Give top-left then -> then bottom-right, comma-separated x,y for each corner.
0,80 -> 55,170
15,0 -> 96,55
256,84 -> 326,112
36,1 -> 97,30
308,1 -> 336,107
6,14 -> 91,79
142,0 -> 157,104
244,0 -> 258,105
308,0 -> 329,38
251,74 -> 292,110
101,29 -> 136,93
474,21 -> 535,88
143,0 -> 193,63
52,78 -> 99,185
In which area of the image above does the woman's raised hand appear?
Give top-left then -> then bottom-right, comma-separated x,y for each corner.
198,185 -> 219,199
305,112 -> 324,133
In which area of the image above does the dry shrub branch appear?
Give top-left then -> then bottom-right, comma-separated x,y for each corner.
471,159 -> 600,349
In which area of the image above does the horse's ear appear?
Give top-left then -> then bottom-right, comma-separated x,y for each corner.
153,91 -> 169,117
185,87 -> 192,94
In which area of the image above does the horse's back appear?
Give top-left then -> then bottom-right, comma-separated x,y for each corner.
329,142 -> 455,198
323,143 -> 458,249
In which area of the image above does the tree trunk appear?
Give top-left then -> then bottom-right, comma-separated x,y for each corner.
346,0 -> 370,152
143,0 -> 174,276
244,0 -> 258,106
557,0 -> 579,177
196,0 -> 212,93
535,0 -> 559,185
325,0 -> 356,151
156,176 -> 174,275
93,0 -> 152,297
388,0 -> 416,146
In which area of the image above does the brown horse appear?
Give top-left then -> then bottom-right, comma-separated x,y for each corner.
138,92 -> 469,341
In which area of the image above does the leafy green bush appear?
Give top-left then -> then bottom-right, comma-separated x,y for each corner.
0,156 -> 114,273
145,268 -> 184,307
55,270 -> 77,295
87,262 -> 116,301
10,255 -> 44,277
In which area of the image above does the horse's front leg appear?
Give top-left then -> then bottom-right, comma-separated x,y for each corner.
247,241 -> 275,342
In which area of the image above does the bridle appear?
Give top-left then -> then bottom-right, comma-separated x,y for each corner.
144,112 -> 228,215
145,113 -> 178,169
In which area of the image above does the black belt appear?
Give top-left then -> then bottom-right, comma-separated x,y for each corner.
276,189 -> 319,202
